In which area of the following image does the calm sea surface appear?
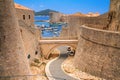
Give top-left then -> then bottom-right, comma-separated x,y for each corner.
34,16 -> 62,37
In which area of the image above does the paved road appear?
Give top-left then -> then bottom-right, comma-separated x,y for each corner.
48,46 -> 77,80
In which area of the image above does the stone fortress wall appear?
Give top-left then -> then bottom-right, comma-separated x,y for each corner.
0,1 -> 33,79
16,4 -> 41,62
15,4 -> 35,27
49,12 -> 65,23
60,14 -> 108,38
74,26 -> 120,80
19,25 -> 41,62
74,0 -> 120,79
106,0 -> 120,31
60,26 -> 69,38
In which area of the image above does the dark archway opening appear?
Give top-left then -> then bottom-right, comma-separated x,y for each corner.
48,46 -> 76,59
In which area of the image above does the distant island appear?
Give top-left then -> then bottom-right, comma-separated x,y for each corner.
35,9 -> 59,16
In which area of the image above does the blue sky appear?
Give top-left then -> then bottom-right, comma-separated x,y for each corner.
14,0 -> 110,14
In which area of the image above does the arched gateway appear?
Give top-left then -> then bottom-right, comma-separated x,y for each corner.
39,39 -> 78,59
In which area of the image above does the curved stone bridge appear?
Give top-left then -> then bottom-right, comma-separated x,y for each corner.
39,39 -> 78,59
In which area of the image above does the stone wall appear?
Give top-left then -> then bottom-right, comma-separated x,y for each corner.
60,15 -> 107,38
19,24 -> 41,62
69,14 -> 108,29
74,26 -> 120,80
15,6 -> 41,62
106,0 -> 120,31
0,0 -> 32,79
79,16 -> 108,29
49,12 -> 64,23
60,26 -> 69,38
67,16 -> 80,38
16,8 -> 34,27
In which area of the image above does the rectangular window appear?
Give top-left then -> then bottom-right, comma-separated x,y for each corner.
29,15 -> 30,19
23,15 -> 25,20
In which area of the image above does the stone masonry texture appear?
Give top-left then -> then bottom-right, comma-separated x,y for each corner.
74,1 -> 120,79
60,14 -> 108,38
19,25 -> 41,63
107,0 -> 120,31
0,0 -> 33,80
15,3 -> 41,63
49,12 -> 65,23
74,26 -> 120,80
16,8 -> 34,27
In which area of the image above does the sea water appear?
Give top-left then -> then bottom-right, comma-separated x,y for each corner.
34,16 -> 62,37
34,16 -> 50,27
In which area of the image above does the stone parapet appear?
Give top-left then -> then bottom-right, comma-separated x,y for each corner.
80,25 -> 120,48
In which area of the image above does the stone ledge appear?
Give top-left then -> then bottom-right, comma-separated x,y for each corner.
80,25 -> 120,48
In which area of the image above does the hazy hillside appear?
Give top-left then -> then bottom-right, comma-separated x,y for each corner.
35,9 -> 59,16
